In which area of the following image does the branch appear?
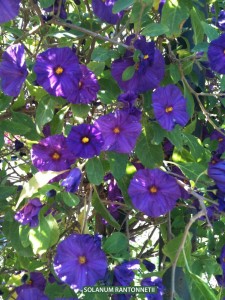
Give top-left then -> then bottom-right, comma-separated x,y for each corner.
50,19 -> 134,50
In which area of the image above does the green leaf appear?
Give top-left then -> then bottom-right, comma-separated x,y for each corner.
0,186 -> 17,200
166,126 -> 184,151
169,64 -> 180,84
201,21 -> 219,41
86,157 -> 104,185
61,192 -> 80,207
116,174 -> 133,207
185,271 -> 217,300
103,232 -> 129,256
39,0 -> 55,8
36,96 -> 55,134
183,133 -> 208,162
190,7 -> 204,45
71,104 -> 90,119
12,90 -> 26,110
19,225 -> 31,248
50,105 -> 70,135
91,48 -> 117,62
29,214 -> 59,255
87,61 -> 105,76
161,0 -> 189,37
107,152 -> 128,180
142,23 -> 169,37
220,75 -> 225,91
0,93 -> 13,111
11,111 -> 40,140
176,162 -> 207,182
122,65 -> 135,81
163,233 -> 192,267
16,170 -> 69,209
150,123 -> 165,145
135,123 -> 164,168
2,220 -> 33,257
112,0 -> 134,13
92,190 -> 121,230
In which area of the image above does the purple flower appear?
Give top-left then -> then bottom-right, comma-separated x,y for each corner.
61,168 -> 82,193
143,260 -> 156,272
92,0 -> 124,24
113,260 -> 139,286
31,134 -> 76,171
210,130 -> 225,154
158,0 -> 166,14
0,0 -> 20,24
0,44 -> 28,97
95,110 -> 142,153
112,260 -> 139,300
117,91 -> 138,106
208,33 -> 225,74
17,288 -> 49,300
128,169 -> 181,217
66,124 -> 104,158
68,64 -> 100,104
208,160 -> 225,192
141,277 -> 165,300
216,10 -> 225,31
152,84 -> 189,131
14,198 -> 42,228
170,166 -> 190,200
16,272 -> 46,294
34,47 -> 81,100
53,234 -> 107,290
43,0 -> 67,19
111,35 -> 165,93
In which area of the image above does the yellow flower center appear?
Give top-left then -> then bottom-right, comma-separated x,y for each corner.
144,54 -> 149,60
55,66 -> 64,75
27,280 -> 33,285
113,127 -> 120,134
82,136 -> 89,144
165,106 -> 173,113
218,137 -> 223,142
149,186 -> 158,193
52,152 -> 61,160
78,256 -> 86,264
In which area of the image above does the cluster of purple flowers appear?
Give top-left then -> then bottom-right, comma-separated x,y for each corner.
112,34 -> 165,94
34,47 -> 100,104
30,110 -> 142,176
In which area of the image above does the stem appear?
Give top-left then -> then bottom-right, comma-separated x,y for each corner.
170,210 -> 204,300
